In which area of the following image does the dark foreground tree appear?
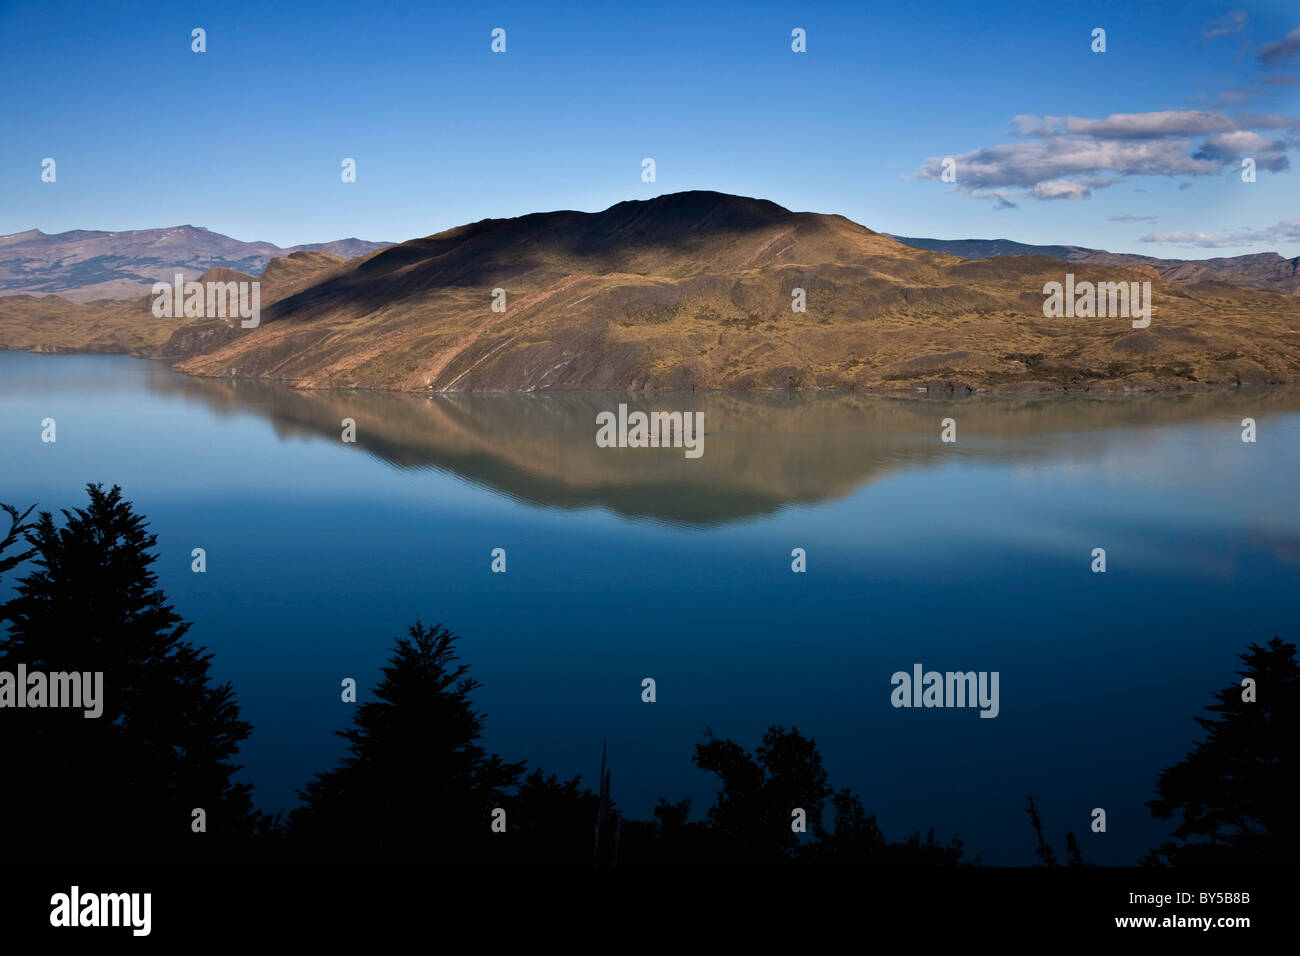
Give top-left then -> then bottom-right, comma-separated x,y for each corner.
0,485 -> 269,862
1023,796 -> 1086,867
633,725 -> 967,866
291,620 -> 524,864
812,783 -> 966,866
691,724 -> 831,863
1145,637 -> 1297,866
0,504 -> 35,582
508,767 -> 606,866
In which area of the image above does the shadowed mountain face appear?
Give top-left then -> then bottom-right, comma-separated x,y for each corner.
0,226 -> 392,302
140,367 -> 1300,525
5,192 -> 1300,392
338,192 -> 809,289
890,235 -> 1300,297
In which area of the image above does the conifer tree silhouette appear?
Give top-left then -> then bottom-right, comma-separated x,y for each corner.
0,484 -> 266,863
1146,637 -> 1297,866
291,620 -> 524,864
0,504 -> 35,583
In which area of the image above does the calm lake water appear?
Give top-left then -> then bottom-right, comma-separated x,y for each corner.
2,351 -> 1298,865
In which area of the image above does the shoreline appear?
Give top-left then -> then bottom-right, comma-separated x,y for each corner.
4,346 -> 1296,398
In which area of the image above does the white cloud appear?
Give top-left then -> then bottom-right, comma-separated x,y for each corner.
1141,231 -> 1233,247
1193,130 -> 1289,169
1141,219 -> 1300,248
1064,111 -> 1238,138
1033,179 -> 1102,200
918,110 -> 1294,203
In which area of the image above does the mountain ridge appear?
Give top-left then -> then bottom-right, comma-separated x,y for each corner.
0,225 -> 392,303
889,235 -> 1300,296
4,191 -> 1300,393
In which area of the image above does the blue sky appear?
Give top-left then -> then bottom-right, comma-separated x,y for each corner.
1,0 -> 1297,256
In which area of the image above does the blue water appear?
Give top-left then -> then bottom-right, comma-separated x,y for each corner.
2,351 -> 1297,864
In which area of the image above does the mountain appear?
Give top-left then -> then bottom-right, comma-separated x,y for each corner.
4,192 -> 1300,392
889,235 -> 1300,297
0,226 -> 392,302
0,250 -> 352,356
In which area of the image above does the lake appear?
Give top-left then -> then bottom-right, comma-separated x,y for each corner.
2,350 -> 1297,865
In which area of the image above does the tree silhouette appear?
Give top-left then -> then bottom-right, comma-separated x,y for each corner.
817,788 -> 888,863
618,795 -> 732,866
0,503 -> 35,583
1064,832 -> 1086,867
813,787 -> 967,866
1025,796 -> 1058,867
1022,796 -> 1086,867
291,620 -> 524,864
682,725 -> 967,866
692,724 -> 831,863
1146,637 -> 1297,866
0,484 -> 267,862
507,767 -> 602,866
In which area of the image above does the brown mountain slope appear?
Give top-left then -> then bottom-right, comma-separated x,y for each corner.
172,192 -> 1300,391
5,193 -> 1300,391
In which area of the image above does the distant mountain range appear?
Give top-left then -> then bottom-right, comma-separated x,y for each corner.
7,219 -> 1294,310
2,192 -> 1299,392
888,235 -> 1300,297
0,226 -> 392,302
